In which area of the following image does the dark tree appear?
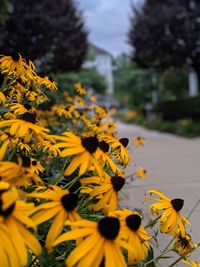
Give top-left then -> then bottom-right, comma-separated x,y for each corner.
129,0 -> 200,78
0,0 -> 88,72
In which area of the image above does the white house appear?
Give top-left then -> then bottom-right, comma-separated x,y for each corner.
83,43 -> 114,95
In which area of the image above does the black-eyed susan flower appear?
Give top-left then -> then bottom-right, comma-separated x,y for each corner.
81,173 -> 125,213
30,185 -> 80,252
38,76 -> 58,91
113,209 -> 151,264
133,136 -> 145,147
0,181 -> 41,266
0,156 -> 43,186
0,140 -> 9,161
174,233 -> 197,256
97,140 -> 123,176
0,112 -> 49,140
10,103 -> 34,115
98,134 -> 129,167
136,167 -> 148,180
0,53 -> 35,81
53,104 -> 75,119
74,82 -> 86,95
182,260 -> 200,267
74,95 -> 85,107
147,189 -> 190,236
54,132 -> 103,176
53,216 -> 129,267
0,91 -> 6,105
0,222 -> 21,267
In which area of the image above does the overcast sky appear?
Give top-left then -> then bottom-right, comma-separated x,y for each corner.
76,0 -> 142,56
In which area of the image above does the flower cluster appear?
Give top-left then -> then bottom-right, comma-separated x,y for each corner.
0,53 -> 199,267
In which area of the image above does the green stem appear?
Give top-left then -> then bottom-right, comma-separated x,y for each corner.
168,256 -> 182,267
144,249 -> 171,266
51,158 -> 69,185
162,237 -> 175,253
167,241 -> 200,267
67,175 -> 80,190
187,198 -> 200,219
8,138 -> 21,161
145,215 -> 161,229
29,257 -> 38,267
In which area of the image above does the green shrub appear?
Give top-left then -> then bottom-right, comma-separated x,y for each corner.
53,68 -> 107,94
155,96 -> 200,121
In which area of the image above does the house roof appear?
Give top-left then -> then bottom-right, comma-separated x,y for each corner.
89,43 -> 113,57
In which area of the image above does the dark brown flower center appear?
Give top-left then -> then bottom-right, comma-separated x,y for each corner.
0,202 -> 15,217
81,136 -> 99,153
49,76 -> 53,82
24,103 -> 31,110
98,217 -> 120,240
11,53 -> 20,61
99,141 -> 109,153
20,112 -> 37,123
126,214 -> 141,231
171,199 -> 184,212
65,106 -> 71,111
119,138 -> 129,147
61,193 -> 78,212
99,257 -> 105,267
111,176 -> 125,191
0,191 -> 15,217
32,160 -> 37,166
21,155 -> 31,167
178,236 -> 189,249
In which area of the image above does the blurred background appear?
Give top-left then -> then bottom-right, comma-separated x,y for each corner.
1,0 -> 200,137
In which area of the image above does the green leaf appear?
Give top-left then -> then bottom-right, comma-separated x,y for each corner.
146,246 -> 155,267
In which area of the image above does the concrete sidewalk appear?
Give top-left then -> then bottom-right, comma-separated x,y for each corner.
117,121 -> 200,265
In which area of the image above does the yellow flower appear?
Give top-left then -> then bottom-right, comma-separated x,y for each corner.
74,82 -> 86,95
81,174 -> 125,212
98,134 -> 129,167
0,182 -> 41,266
182,260 -> 200,267
39,139 -> 60,157
0,140 -> 9,161
147,189 -> 190,236
136,167 -> 148,179
90,95 -> 97,102
0,53 -> 35,81
0,112 -> 49,140
30,185 -> 80,252
10,103 -> 34,115
54,132 -> 103,176
0,91 -> 6,105
0,156 -> 43,186
38,76 -> 58,91
174,233 -> 197,256
133,136 -> 145,147
53,217 -> 129,267
97,140 -> 123,175
113,209 -> 151,264
0,222 -> 21,267
53,104 -> 75,119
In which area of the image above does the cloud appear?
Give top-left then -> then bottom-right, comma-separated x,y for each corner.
76,0 -> 134,56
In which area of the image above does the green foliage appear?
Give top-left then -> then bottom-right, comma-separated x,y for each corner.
0,0 -> 88,72
0,0 -> 9,23
145,246 -> 155,267
114,57 -> 154,108
157,67 -> 188,100
53,68 -> 107,94
119,111 -> 200,138
155,96 -> 200,121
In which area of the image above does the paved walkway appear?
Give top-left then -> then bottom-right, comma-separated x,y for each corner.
117,121 -> 200,265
